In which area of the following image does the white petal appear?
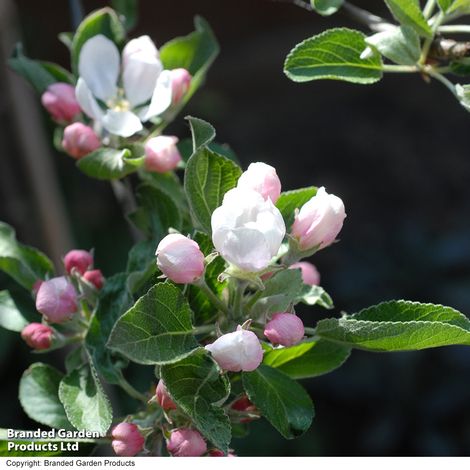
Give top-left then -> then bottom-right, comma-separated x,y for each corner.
141,70 -> 173,121
122,35 -> 159,64
78,34 -> 120,102
75,78 -> 103,120
101,110 -> 143,137
123,54 -> 163,107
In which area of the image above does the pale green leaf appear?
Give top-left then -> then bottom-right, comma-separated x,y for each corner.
384,0 -> 432,38
311,0 -> 343,16
276,187 -> 317,228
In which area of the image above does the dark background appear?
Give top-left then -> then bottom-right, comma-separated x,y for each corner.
1,0 -> 470,457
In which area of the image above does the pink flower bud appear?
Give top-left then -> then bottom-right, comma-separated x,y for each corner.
205,326 -> 263,372
289,261 -> 320,286
62,123 -> 100,160
35,277 -> 78,323
208,449 -> 236,457
111,423 -> 145,457
231,395 -> 257,423
167,428 -> 207,457
155,380 -> 177,411
156,234 -> 205,284
64,249 -> 93,275
264,313 -> 304,347
291,187 -> 346,251
237,162 -> 282,203
144,136 -> 182,173
82,269 -> 105,290
171,68 -> 192,104
21,323 -> 53,350
41,83 -> 81,122
32,279 -> 44,298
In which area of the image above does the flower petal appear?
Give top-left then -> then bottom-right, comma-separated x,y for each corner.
78,34 -> 120,102
141,70 -> 173,121
75,78 -> 104,120
101,110 -> 143,137
123,54 -> 163,107
122,35 -> 159,64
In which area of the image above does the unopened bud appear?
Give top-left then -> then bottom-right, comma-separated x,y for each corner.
289,261 -> 320,286
64,249 -> 93,275
170,68 -> 192,104
167,428 -> 207,457
237,162 -> 281,203
41,83 -> 81,122
82,269 -> 105,290
21,323 -> 53,350
155,380 -> 177,411
62,123 -> 100,160
264,313 -> 304,347
35,277 -> 78,323
111,422 -> 145,457
144,136 -> 182,173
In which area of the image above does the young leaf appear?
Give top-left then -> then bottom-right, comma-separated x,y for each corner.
39,62 -> 75,84
85,274 -> 133,384
184,147 -> 242,234
311,0 -> 344,16
59,361 -> 112,435
77,148 -> 142,180
19,363 -> 72,430
0,290 -> 37,332
448,0 -> 470,14
108,283 -> 198,365
263,339 -> 351,379
251,269 -> 304,319
316,300 -> 470,351
0,222 -> 54,290
160,348 -> 231,453
160,16 -> 219,103
71,7 -> 126,74
8,44 -> 57,94
276,187 -> 317,228
297,284 -> 334,309
242,365 -> 314,439
187,116 -> 216,151
384,0 -> 433,38
128,184 -> 182,240
111,0 -> 138,31
365,26 -> 421,66
438,0 -> 455,11
126,240 -> 159,296
284,28 -> 383,84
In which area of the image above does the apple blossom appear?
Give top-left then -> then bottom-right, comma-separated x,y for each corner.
211,187 -> 286,272
291,187 -> 346,251
205,326 -> 263,372
64,249 -> 93,275
289,261 -> 320,286
21,323 -> 53,350
111,423 -> 145,457
83,269 -> 105,290
62,123 -> 100,159
35,277 -> 78,323
155,380 -> 177,411
170,68 -> 192,104
264,313 -> 305,347
156,234 -> 205,284
208,450 -> 236,457
41,83 -> 81,122
75,34 -> 172,138
237,162 -> 281,203
144,136 -> 182,173
167,428 -> 207,457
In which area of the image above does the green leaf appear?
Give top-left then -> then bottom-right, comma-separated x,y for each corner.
19,363 -> 72,429
184,143 -> 242,234
438,0 -> 455,11
242,365 -> 314,439
111,0 -> 138,30
128,184 -> 182,239
160,16 -> 219,103
125,240 -> 158,296
456,83 -> 470,111
8,44 -> 57,94
0,222 -> 54,290
251,269 -> 304,319
276,187 -> 317,228
187,232 -> 227,324
71,7 -> 126,74
316,300 -> 470,352
284,28 -> 383,84
450,58 -> 470,76
298,284 -> 334,309
448,0 -> 470,14
39,62 -> 74,84
365,26 -> 421,66
384,0 -> 432,38
263,339 -> 351,379
160,349 -> 231,452
0,290 -> 32,332
187,116 -> 216,151
85,274 -> 133,384
59,360 -> 112,435
108,283 -> 198,365
311,0 -> 344,16
77,148 -> 143,180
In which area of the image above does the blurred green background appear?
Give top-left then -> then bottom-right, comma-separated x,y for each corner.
1,0 -> 470,456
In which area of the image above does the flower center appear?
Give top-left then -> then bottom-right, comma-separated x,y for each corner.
107,89 -> 131,112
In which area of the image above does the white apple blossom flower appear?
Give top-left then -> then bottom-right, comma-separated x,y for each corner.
75,34 -> 173,138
